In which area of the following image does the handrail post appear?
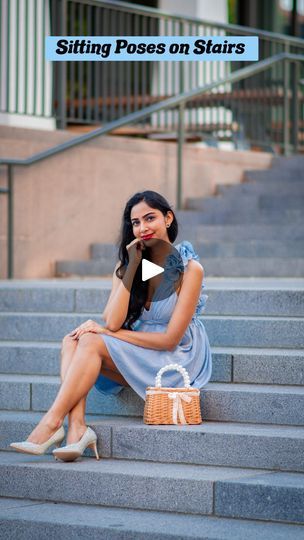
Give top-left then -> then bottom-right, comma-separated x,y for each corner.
291,60 -> 299,154
283,55 -> 290,156
7,165 -> 14,279
177,102 -> 185,210
58,0 -> 67,129
177,22 -> 185,211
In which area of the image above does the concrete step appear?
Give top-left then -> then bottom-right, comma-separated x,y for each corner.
195,240 -> 304,258
272,155 -> 304,168
176,208 -> 303,225
0,340 -> 235,382
0,279 -> 112,313
2,411 -> 304,472
245,166 -> 304,180
55,257 -> 304,277
92,238 -> 304,258
55,259 -> 114,276
214,470 -> 304,524
217,180 -> 304,197
202,257 -> 304,277
1,496 -> 303,540
90,242 -> 117,260
1,375 -> 304,425
229,347 -> 304,385
186,194 -> 304,212
0,312 -> 303,348
0,451 -> 303,524
176,209 -> 212,225
202,382 -> 304,425
1,278 -> 303,316
180,207 -> 303,224
177,223 -> 304,241
213,314 -> 303,349
1,341 -> 303,385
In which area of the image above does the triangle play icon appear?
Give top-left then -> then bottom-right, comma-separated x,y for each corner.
142,259 -> 164,282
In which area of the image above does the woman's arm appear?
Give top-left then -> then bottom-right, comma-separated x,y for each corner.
165,260 -> 204,348
103,260 -> 204,351
102,261 -> 139,331
103,327 -> 171,351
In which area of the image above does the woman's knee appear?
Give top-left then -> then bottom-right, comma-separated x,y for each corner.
77,334 -> 111,365
77,333 -> 102,352
61,334 -> 77,354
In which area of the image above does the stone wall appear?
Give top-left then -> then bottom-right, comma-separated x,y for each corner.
0,126 -> 273,278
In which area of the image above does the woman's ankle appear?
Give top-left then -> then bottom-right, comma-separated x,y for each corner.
68,419 -> 87,430
44,411 -> 64,430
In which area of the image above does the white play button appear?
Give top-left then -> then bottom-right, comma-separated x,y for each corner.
121,239 -> 184,303
142,259 -> 164,282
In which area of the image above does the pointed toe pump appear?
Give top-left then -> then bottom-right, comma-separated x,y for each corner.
52,426 -> 100,462
9,425 -> 65,456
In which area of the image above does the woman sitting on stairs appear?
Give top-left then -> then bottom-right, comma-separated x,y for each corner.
10,190 -> 212,462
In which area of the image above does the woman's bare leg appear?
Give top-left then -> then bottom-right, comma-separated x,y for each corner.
60,336 -> 87,444
25,335 -> 88,444
25,333 -> 128,445
26,331 -> 130,445
60,336 -> 129,444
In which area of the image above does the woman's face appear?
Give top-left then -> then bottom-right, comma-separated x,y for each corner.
130,201 -> 173,243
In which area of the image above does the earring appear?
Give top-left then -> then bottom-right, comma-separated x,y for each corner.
166,223 -> 170,228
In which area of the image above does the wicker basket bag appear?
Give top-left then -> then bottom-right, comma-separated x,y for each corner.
144,363 -> 202,425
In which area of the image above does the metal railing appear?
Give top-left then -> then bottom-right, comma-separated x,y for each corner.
2,0 -> 304,132
1,52 -> 303,279
50,0 -> 304,131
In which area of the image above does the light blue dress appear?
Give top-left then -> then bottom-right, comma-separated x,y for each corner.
94,240 -> 212,401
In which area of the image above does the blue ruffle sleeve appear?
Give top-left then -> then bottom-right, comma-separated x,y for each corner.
175,240 -> 208,314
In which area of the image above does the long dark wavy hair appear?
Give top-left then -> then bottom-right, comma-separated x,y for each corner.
115,190 -> 179,329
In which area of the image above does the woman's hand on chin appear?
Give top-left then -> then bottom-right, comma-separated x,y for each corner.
68,319 -> 109,340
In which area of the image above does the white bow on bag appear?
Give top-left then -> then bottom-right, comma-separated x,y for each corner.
168,392 -> 193,424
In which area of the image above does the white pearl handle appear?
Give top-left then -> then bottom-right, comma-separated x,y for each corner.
155,363 -> 191,388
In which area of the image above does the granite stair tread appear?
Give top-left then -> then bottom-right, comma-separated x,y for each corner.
2,412 -> 304,472
1,451 -> 304,523
2,409 -> 304,435
1,496 -> 303,540
1,373 -> 304,392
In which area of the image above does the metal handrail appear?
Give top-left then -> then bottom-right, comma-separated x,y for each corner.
58,1 -> 304,127
73,0 -> 304,47
1,53 -> 303,167
1,52 -> 304,279
4,1 -> 303,127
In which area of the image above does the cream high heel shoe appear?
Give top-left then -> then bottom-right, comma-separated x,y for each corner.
10,425 -> 65,456
52,426 -> 100,462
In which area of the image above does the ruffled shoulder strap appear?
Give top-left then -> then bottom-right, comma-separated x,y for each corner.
174,240 -> 199,267
174,240 -> 208,314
